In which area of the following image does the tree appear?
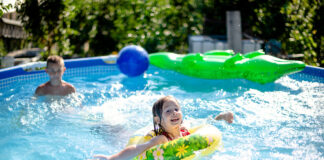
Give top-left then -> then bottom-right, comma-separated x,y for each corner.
59,0 -> 204,56
16,0 -> 65,58
200,0 -> 323,66
281,0 -> 320,66
15,0 -> 322,66
313,1 -> 323,66
0,2 -> 12,17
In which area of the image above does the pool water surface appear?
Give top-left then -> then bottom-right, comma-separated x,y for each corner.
0,65 -> 323,159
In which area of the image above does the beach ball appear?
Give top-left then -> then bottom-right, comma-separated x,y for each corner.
117,45 -> 149,77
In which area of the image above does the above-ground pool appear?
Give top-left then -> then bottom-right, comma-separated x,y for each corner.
0,56 -> 323,159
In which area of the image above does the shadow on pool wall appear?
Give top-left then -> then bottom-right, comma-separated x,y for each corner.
146,66 -> 302,94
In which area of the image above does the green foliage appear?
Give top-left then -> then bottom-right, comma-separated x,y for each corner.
58,0 -> 203,56
252,0 -> 322,66
0,39 -> 7,57
312,1 -> 323,66
15,0 -> 322,66
0,3 -> 12,17
280,0 -> 320,66
200,0 -> 322,66
16,0 -> 65,58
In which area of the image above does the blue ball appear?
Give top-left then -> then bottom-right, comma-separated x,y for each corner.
117,45 -> 149,77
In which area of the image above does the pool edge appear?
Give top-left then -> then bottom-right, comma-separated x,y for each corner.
0,55 -> 323,80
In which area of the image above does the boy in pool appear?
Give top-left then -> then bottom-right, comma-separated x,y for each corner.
35,55 -> 76,96
93,95 -> 233,160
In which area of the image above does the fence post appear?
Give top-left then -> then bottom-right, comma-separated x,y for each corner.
226,11 -> 242,53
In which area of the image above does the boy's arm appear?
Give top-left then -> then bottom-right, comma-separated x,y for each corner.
63,82 -> 76,94
93,135 -> 167,160
67,82 -> 76,93
70,85 -> 76,93
35,86 -> 44,96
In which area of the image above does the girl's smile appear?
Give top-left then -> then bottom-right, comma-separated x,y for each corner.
170,117 -> 180,125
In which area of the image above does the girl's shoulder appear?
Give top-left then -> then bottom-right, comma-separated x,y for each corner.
145,131 -> 168,145
150,134 -> 168,145
145,130 -> 156,138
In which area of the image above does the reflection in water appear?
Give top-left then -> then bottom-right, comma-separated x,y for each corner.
120,75 -> 148,91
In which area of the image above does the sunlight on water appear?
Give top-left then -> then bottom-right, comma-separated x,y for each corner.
0,66 -> 323,159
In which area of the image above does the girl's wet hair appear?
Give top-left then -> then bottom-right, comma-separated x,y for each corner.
152,95 -> 179,136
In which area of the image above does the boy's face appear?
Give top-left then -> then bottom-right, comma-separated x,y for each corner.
46,62 -> 65,81
160,98 -> 183,129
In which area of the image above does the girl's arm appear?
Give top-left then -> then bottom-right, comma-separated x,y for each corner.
93,135 -> 168,160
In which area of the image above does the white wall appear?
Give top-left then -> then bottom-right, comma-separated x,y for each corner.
189,35 -> 263,54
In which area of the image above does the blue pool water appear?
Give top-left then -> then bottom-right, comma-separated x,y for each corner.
0,65 -> 323,159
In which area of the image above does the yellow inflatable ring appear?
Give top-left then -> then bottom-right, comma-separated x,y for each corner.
127,125 -> 222,160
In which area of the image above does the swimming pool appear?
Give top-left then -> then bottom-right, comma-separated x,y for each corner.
0,56 -> 323,159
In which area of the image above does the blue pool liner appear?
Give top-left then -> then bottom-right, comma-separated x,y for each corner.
0,56 -> 115,80
300,65 -> 324,78
0,56 -> 323,80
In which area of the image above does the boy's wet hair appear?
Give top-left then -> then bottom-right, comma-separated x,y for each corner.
46,56 -> 64,68
152,95 -> 179,136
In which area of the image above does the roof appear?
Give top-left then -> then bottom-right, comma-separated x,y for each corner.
1,17 -> 23,26
0,17 -> 26,39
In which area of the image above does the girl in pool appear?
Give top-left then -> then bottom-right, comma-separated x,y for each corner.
93,95 -> 233,160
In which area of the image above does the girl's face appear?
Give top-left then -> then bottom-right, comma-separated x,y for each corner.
160,98 -> 183,130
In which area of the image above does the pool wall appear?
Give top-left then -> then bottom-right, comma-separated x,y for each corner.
0,56 -> 117,89
0,55 -> 323,89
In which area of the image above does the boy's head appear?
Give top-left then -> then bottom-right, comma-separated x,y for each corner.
46,55 -> 64,68
45,56 -> 66,82
152,96 -> 182,135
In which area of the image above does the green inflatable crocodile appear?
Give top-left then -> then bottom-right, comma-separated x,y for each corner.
149,50 -> 305,84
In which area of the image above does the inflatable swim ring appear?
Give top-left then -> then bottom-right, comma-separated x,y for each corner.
149,50 -> 306,84
127,125 -> 222,160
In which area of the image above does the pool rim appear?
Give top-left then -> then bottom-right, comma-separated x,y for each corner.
0,55 -> 323,80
